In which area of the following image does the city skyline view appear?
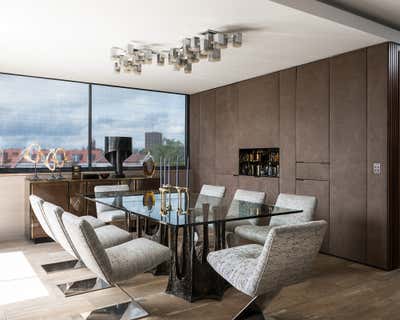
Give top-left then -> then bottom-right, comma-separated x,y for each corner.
0,74 -> 186,168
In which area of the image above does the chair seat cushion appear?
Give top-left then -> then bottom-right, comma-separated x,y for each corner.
207,244 -> 262,296
81,216 -> 106,229
106,238 -> 170,283
234,225 -> 274,244
95,225 -> 132,249
97,210 -> 126,223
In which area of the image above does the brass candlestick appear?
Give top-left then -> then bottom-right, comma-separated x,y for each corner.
159,187 -> 168,216
163,184 -> 174,211
175,186 -> 190,215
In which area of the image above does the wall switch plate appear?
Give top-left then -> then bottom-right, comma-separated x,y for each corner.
373,163 -> 381,175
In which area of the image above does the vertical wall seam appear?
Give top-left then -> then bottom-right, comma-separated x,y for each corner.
365,48 -> 368,263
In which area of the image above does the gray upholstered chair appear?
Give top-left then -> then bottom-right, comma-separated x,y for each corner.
225,189 -> 266,247
94,184 -> 130,224
43,201 -> 134,296
234,193 -> 317,245
42,202 -> 132,259
29,194 -> 106,272
193,184 -> 226,242
62,213 -> 170,319
195,184 -> 226,209
208,220 -> 327,320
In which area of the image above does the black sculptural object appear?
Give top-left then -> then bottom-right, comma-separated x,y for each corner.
104,136 -> 132,178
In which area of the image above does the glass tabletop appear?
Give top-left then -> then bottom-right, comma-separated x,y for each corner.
84,190 -> 302,227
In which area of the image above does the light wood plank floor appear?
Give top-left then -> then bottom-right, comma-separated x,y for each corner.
0,240 -> 400,320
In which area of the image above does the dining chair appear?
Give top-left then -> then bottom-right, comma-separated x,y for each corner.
193,184 -> 226,243
42,201 -> 133,296
94,184 -> 130,226
234,193 -> 317,244
195,184 -> 226,209
225,189 -> 266,247
208,220 -> 327,320
62,213 -> 170,320
29,194 -> 105,273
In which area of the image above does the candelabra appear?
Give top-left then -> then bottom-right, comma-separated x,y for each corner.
175,186 -> 190,215
159,184 -> 175,216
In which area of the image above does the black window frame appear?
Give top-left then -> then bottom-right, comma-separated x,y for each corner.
0,72 -> 189,173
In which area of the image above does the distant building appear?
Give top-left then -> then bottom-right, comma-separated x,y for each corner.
145,132 -> 162,150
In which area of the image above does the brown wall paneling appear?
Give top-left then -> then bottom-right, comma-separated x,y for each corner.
238,176 -> 279,204
238,74 -> 280,148
198,90 -> 217,188
330,49 -> 367,263
215,174 -> 238,202
366,44 -> 389,268
296,163 -> 330,181
296,60 -> 330,163
296,179 -> 330,252
189,94 -> 201,192
279,68 -> 297,194
215,84 -> 239,175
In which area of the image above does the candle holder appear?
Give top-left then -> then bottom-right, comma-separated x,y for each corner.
162,184 -> 174,211
175,186 -> 190,215
159,187 -> 169,216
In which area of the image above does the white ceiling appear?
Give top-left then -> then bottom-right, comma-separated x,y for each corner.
0,0 -> 390,94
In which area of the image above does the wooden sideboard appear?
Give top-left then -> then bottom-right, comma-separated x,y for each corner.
26,176 -> 159,241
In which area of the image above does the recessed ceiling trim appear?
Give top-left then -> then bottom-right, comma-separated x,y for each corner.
270,0 -> 400,43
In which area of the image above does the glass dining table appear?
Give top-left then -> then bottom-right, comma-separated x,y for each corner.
84,190 -> 302,302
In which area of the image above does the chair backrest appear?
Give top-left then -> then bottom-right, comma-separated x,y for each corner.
62,213 -> 112,283
246,220 -> 326,297
94,184 -> 129,213
29,195 -> 56,241
199,185 -> 226,198
227,189 -> 266,223
42,202 -> 79,259
271,193 -> 317,226
195,184 -> 226,209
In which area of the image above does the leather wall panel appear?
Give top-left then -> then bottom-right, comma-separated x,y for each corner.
296,60 -> 330,163
279,68 -> 296,194
366,44 -> 388,268
215,85 -> 239,175
296,179 -> 330,253
330,49 -> 367,263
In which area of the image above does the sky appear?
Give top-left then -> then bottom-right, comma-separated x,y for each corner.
0,74 -> 186,151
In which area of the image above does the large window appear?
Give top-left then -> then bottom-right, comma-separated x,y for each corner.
0,73 -> 187,171
92,85 -> 186,167
0,74 -> 89,169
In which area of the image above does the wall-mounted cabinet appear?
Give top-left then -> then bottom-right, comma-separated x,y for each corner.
190,42 -> 398,270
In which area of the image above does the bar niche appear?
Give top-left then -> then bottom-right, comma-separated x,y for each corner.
239,148 -> 280,177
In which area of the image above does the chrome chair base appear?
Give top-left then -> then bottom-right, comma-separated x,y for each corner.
57,277 -> 112,297
233,295 -> 278,320
81,301 -> 149,320
41,259 -> 84,273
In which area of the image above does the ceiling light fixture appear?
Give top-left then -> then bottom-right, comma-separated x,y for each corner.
110,30 -> 242,75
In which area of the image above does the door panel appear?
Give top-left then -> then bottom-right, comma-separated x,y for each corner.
296,179 -> 330,253
330,49 -> 367,263
296,60 -> 330,163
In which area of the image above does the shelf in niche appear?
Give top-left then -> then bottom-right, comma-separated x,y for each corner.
238,148 -> 280,178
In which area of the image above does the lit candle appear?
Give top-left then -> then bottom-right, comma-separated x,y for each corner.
159,157 -> 163,187
163,158 -> 166,186
176,155 -> 179,186
168,159 -> 171,186
186,156 -> 190,188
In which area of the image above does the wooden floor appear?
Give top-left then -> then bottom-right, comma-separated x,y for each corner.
0,240 -> 400,320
